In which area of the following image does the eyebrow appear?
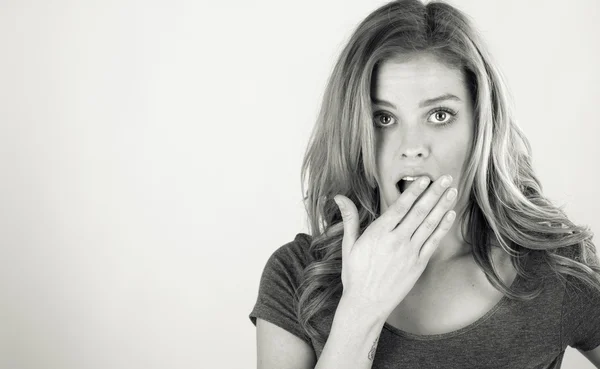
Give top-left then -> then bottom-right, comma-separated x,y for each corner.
371,93 -> 462,109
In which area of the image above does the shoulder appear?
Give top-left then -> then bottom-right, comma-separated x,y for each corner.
249,233 -> 316,344
259,233 -> 315,286
272,233 -> 314,261
507,249 -> 595,306
526,247 -> 600,295
562,272 -> 600,305
561,272 -> 600,351
539,249 -> 600,352
268,233 -> 314,269
512,250 -> 600,350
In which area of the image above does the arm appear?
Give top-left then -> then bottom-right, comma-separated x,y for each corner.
256,319 -> 316,369
256,295 -> 387,369
314,295 -> 387,369
579,346 -> 600,368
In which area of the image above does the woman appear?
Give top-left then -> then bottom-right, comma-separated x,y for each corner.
249,1 -> 600,368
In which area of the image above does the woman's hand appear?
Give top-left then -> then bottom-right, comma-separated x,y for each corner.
333,175 -> 457,316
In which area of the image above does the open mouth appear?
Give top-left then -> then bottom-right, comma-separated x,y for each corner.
396,178 -> 433,194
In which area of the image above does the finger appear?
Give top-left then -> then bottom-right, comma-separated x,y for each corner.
333,195 -> 359,261
391,175 -> 453,241
409,187 -> 457,247
376,176 -> 431,231
418,210 -> 457,262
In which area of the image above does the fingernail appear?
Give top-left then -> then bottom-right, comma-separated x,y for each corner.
333,196 -> 343,209
420,177 -> 430,189
447,211 -> 456,222
441,175 -> 452,188
446,188 -> 457,200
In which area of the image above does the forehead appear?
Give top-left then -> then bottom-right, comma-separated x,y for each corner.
371,53 -> 467,103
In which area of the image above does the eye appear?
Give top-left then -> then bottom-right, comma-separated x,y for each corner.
373,111 -> 396,127
427,107 -> 458,126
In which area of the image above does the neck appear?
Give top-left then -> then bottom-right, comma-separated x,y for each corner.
428,219 -> 472,266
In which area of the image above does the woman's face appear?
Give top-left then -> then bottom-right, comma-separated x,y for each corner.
372,52 -> 474,217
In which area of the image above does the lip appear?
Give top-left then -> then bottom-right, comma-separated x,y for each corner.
395,171 -> 437,184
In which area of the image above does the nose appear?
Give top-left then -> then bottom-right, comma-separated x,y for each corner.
398,126 -> 429,160
402,148 -> 427,159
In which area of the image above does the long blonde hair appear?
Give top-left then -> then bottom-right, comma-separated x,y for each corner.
296,0 -> 599,346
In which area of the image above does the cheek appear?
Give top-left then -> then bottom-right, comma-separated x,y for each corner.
435,129 -> 472,169
374,134 -> 389,175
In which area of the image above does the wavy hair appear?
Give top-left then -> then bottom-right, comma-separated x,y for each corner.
295,0 -> 599,346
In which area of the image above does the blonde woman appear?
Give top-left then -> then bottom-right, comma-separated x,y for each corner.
249,1 -> 600,368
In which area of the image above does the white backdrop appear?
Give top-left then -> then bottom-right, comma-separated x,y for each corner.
0,0 -> 598,368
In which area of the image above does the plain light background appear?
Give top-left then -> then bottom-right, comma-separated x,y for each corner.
0,0 -> 598,368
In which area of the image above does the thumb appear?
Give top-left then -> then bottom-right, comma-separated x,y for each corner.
333,195 -> 358,260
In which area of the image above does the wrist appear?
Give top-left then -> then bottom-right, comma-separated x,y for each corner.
337,292 -> 390,326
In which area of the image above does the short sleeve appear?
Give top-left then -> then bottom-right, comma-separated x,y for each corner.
561,274 -> 600,351
249,233 -> 313,345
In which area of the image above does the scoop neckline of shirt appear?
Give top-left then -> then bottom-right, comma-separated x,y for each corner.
382,268 -> 524,341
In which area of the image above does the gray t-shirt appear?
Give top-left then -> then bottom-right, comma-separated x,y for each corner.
249,233 -> 600,368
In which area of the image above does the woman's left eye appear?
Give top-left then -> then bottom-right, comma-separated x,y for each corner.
427,107 -> 458,126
